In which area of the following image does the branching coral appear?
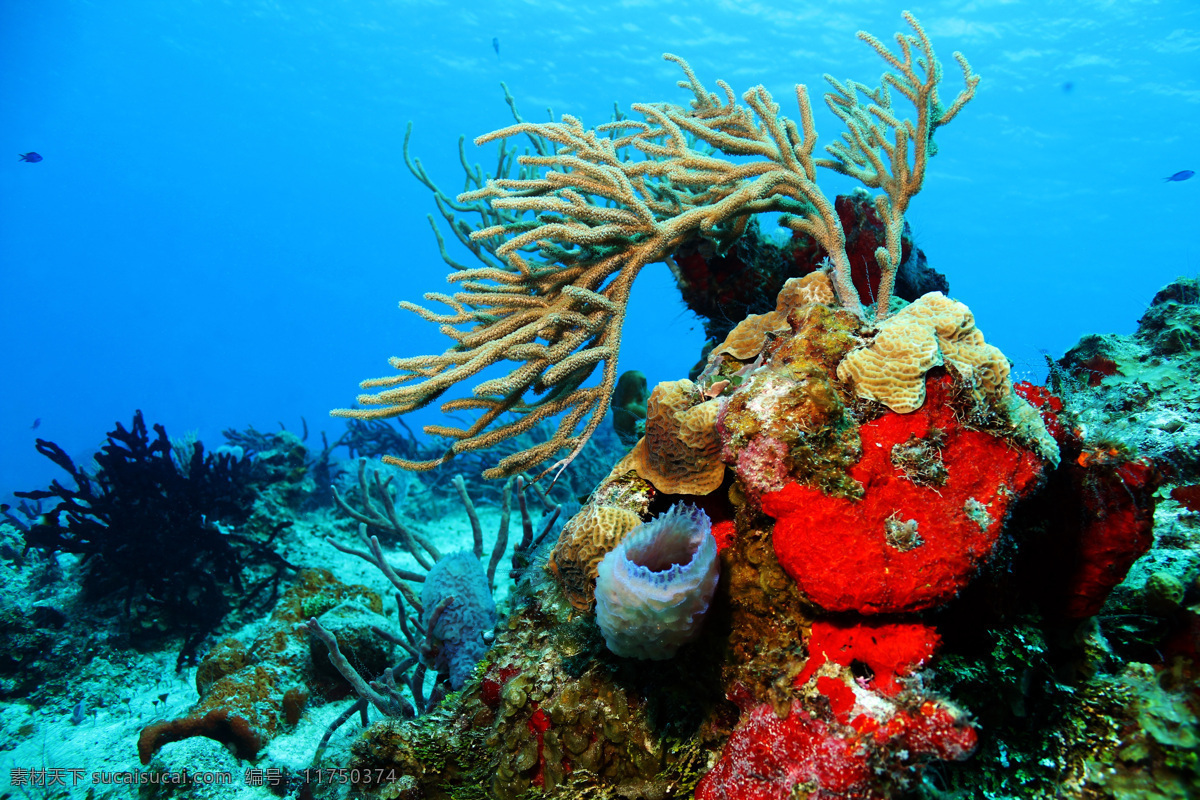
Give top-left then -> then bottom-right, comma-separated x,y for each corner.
319,469 -> 561,717
818,12 -> 979,315
15,411 -> 298,665
334,12 -> 978,482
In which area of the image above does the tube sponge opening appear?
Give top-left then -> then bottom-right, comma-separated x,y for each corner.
594,503 -> 720,660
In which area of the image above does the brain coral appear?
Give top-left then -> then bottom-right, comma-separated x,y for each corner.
547,503 -> 644,611
620,379 -> 725,495
836,292 -> 1010,413
421,551 -> 498,689
594,503 -> 720,660
713,272 -> 836,360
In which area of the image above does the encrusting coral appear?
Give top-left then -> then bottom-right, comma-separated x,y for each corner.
546,502 -> 644,611
333,10 -> 978,482
712,272 -> 836,361
138,569 -> 380,764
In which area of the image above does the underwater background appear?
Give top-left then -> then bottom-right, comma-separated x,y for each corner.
2,1 -> 1200,800
3,0 -> 1197,499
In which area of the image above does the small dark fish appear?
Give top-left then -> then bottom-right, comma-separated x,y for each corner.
31,418 -> 41,430
493,37 -> 499,55
18,152 -> 42,163
1164,170 -> 1194,182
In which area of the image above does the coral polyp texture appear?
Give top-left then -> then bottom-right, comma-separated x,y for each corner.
546,502 -> 644,611
297,13 -> 1200,800
421,551 -> 498,689
712,272 -> 837,360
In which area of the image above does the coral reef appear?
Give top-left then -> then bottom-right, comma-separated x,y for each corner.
138,569 -> 381,764
47,16 -> 1198,800
319,19 -> 1200,799
325,212 -> 1077,800
318,257 -> 1198,800
1054,276 -> 1200,482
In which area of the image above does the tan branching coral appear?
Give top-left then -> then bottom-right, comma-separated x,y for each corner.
547,503 -> 643,610
334,14 -> 978,481
818,11 -> 981,318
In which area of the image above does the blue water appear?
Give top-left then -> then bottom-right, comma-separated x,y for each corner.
2,0 -> 1197,500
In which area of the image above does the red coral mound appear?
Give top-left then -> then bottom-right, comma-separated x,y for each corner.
1014,381 -> 1065,440
696,693 -> 977,800
1060,458 -> 1158,618
694,701 -> 871,800
527,705 -> 553,788
797,620 -> 941,695
762,376 -> 1045,613
871,700 -> 978,761
480,664 -> 520,709
1076,354 -> 1121,386
1171,484 -> 1200,513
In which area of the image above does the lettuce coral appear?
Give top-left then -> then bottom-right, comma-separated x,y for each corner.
594,503 -> 720,660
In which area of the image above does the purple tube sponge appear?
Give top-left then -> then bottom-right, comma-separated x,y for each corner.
594,503 -> 720,660
421,551 -> 497,689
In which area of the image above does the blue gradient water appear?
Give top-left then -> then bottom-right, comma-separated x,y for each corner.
3,0 -> 1197,500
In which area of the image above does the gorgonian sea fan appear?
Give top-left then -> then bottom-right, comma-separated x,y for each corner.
594,503 -> 720,660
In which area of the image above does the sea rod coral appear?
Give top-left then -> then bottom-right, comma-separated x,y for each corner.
334,10 -> 978,481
